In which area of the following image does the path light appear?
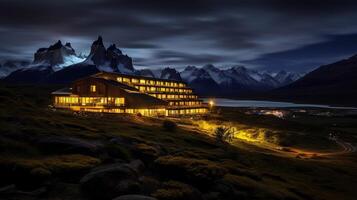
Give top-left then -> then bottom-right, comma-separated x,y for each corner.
209,100 -> 215,113
209,100 -> 214,107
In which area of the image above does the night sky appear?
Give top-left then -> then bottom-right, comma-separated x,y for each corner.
1,0 -> 357,72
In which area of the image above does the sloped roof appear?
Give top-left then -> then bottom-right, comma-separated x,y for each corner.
91,77 -> 138,91
94,71 -> 185,84
124,91 -> 168,108
51,87 -> 72,95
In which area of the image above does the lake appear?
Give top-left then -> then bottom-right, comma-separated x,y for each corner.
202,98 -> 357,109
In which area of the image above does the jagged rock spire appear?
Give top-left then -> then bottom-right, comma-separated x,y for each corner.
33,40 -> 76,65
92,35 -> 104,46
48,40 -> 63,50
65,42 -> 72,48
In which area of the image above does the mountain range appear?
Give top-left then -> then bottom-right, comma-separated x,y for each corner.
6,36 -> 355,106
0,36 -> 303,97
1,36 -> 356,106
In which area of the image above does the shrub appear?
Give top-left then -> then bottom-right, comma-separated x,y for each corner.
104,143 -> 131,161
0,154 -> 101,174
162,120 -> 177,132
214,126 -> 234,144
154,156 -> 227,184
152,181 -> 200,200
134,143 -> 160,161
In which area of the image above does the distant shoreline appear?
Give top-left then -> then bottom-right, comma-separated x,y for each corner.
201,98 -> 357,110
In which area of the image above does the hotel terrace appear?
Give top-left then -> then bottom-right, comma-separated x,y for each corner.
52,72 -> 208,116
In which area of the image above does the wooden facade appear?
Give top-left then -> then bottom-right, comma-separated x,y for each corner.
52,72 -> 208,116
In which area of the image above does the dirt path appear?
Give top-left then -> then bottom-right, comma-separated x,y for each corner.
328,138 -> 356,155
177,121 -> 356,159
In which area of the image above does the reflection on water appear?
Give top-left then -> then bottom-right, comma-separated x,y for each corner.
202,98 -> 357,109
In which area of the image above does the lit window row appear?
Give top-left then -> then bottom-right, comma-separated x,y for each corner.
125,108 -> 166,116
117,76 -> 186,88
55,96 -> 125,106
167,108 -> 207,115
135,86 -> 192,94
149,94 -> 197,99
168,101 -> 202,106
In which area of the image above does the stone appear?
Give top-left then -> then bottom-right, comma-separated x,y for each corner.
37,136 -> 101,155
80,161 -> 143,199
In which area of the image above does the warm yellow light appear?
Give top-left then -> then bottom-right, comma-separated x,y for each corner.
209,100 -> 214,107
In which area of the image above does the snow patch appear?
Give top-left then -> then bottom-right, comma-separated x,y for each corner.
53,55 -> 86,71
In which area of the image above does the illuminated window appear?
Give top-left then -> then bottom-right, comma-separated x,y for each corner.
115,98 -> 125,106
140,79 -> 146,84
139,86 -> 146,92
90,85 -> 96,92
117,77 -> 123,82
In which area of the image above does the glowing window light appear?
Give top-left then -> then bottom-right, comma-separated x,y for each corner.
90,85 -> 96,92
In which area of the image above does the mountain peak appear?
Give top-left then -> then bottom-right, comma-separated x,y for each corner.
48,40 -> 63,50
85,36 -> 133,73
160,67 -> 182,81
202,64 -> 219,71
107,44 -> 123,55
33,40 -> 77,66
92,36 -> 104,46
184,66 -> 197,71
65,42 -> 72,48
231,65 -> 247,73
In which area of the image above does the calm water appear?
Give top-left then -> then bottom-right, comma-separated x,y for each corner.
202,98 -> 357,109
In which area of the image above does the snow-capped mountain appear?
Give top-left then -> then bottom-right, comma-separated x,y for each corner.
134,64 -> 302,96
177,65 -> 302,96
84,36 -> 134,74
4,36 -> 135,84
274,70 -> 303,86
2,36 -> 303,96
160,67 -> 182,81
33,40 -> 85,70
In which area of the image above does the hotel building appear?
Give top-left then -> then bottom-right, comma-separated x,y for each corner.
52,72 -> 208,116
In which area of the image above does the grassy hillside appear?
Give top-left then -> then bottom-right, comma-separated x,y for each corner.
0,84 -> 356,200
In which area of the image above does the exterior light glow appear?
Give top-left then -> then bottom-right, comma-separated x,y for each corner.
209,100 -> 214,107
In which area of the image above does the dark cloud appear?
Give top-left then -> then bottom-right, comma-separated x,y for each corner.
1,0 -> 357,72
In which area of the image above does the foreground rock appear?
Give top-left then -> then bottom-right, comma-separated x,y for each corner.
80,160 -> 144,200
37,136 -> 101,155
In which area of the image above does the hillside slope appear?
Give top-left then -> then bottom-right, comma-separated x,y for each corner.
270,55 -> 357,106
0,84 -> 356,200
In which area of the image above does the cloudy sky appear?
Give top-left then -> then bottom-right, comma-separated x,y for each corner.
1,0 -> 357,72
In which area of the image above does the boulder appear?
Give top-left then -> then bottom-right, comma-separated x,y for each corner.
80,160 -> 144,200
112,195 -> 157,200
37,136 -> 101,155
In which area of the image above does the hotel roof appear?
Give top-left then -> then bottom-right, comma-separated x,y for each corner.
94,71 -> 186,84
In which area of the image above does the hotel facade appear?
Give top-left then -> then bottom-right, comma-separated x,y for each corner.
52,72 -> 208,116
